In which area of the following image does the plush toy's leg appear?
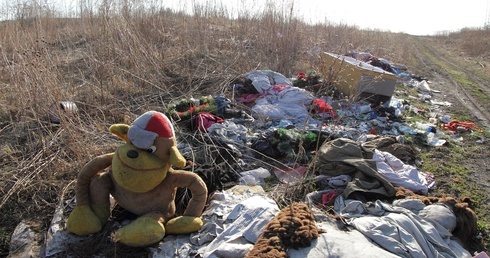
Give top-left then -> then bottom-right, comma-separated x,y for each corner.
165,216 -> 204,234
112,215 -> 165,247
66,173 -> 111,236
88,172 -> 111,224
67,205 -> 102,236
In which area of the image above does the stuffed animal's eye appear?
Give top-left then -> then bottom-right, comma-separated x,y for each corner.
147,146 -> 157,153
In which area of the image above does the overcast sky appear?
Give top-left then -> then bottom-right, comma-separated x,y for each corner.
162,0 -> 490,35
295,0 -> 490,35
1,0 -> 488,35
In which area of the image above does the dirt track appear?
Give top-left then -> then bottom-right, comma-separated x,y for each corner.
413,37 -> 490,131
410,37 -> 490,250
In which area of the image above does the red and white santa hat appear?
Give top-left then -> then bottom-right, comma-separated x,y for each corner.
127,111 -> 175,149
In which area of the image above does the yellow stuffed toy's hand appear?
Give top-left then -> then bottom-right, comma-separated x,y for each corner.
165,216 -> 204,234
112,216 -> 165,247
66,205 -> 102,236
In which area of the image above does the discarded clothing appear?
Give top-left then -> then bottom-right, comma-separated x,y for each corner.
237,70 -> 321,126
373,149 -> 432,195
338,198 -> 472,258
362,135 -> 418,164
194,112 -> 224,132
293,71 -> 322,88
244,70 -> 293,93
315,138 -> 397,199
441,120 -> 481,132
288,217 -> 399,258
418,204 -> 457,232
250,85 -> 317,124
167,96 -> 217,122
306,189 -> 343,209
312,98 -> 337,118
252,128 -> 329,163
251,132 -> 282,159
313,174 -> 353,190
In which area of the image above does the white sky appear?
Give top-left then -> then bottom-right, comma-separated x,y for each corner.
162,0 -> 490,35
295,0 -> 490,35
1,0 -> 489,35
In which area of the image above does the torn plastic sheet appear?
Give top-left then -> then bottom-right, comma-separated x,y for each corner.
239,167 -> 271,186
427,132 -> 447,146
416,80 -> 432,92
9,221 -> 41,258
197,192 -> 280,257
429,100 -> 452,106
45,198 -> 86,257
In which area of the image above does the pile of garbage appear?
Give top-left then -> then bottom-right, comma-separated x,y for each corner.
12,52 -> 488,258
170,65 -> 482,175
148,64 -> 484,256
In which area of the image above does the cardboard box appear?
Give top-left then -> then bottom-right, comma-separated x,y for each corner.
320,52 -> 396,101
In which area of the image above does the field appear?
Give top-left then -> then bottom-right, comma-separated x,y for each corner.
1,2 -> 490,256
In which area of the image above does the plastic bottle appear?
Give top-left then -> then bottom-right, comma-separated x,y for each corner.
415,122 -> 431,132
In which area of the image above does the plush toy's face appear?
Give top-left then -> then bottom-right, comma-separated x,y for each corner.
112,141 -> 171,193
108,111 -> 186,193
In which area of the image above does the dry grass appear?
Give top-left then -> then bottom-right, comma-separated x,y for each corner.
1,2 -> 489,256
435,28 -> 490,58
432,27 -> 490,77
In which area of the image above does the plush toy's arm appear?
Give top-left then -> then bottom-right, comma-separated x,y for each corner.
171,171 -> 208,217
75,153 -> 113,206
183,174 -> 207,217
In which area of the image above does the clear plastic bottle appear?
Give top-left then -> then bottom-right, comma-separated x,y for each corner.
415,122 -> 432,132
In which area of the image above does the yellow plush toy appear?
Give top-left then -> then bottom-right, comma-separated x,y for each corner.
66,111 -> 208,247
